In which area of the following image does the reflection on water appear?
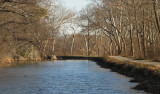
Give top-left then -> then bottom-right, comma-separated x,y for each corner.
0,60 -> 148,94
0,61 -> 38,68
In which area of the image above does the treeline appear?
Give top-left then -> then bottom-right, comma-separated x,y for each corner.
1,0 -> 160,63
54,0 -> 160,60
58,0 -> 159,60
0,0 -> 75,63
82,0 -> 160,60
0,0 -> 47,63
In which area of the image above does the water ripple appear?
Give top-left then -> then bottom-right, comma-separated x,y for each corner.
0,60 -> 148,94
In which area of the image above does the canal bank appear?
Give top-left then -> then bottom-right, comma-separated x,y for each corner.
57,56 -> 160,94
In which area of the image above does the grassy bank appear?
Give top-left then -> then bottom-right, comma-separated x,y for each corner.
58,56 -> 160,94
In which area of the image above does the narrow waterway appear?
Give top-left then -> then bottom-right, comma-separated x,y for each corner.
0,60 -> 148,94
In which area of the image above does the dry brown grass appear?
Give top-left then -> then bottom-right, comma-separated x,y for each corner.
1,57 -> 14,64
104,56 -> 160,76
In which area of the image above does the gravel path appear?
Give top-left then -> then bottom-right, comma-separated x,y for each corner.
109,56 -> 160,67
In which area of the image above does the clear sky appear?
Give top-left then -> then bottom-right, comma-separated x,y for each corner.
61,0 -> 90,11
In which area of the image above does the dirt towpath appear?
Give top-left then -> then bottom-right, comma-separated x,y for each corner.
109,56 -> 160,67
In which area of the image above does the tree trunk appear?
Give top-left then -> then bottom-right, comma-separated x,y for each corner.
134,5 -> 141,58
70,26 -> 76,55
52,39 -> 56,55
141,9 -> 146,58
152,0 -> 160,33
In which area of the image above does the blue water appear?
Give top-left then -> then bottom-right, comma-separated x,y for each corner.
0,60 -> 147,94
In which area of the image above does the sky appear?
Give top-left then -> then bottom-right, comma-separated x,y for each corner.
61,0 -> 90,11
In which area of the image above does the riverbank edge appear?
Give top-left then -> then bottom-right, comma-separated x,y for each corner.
57,56 -> 160,94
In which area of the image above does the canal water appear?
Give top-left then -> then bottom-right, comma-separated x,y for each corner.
0,60 -> 147,94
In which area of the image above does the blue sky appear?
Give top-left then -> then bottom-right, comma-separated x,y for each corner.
61,0 -> 90,11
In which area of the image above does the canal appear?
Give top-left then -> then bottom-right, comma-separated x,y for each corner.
0,60 -> 148,94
